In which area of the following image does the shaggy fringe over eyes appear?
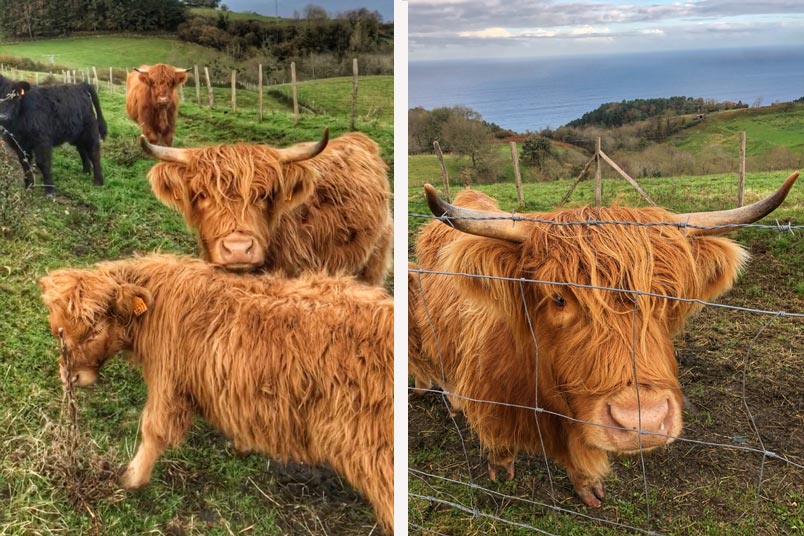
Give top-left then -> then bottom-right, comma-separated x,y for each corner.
151,144 -> 318,217
439,202 -> 748,395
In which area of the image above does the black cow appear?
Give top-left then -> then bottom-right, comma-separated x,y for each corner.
0,76 -> 107,196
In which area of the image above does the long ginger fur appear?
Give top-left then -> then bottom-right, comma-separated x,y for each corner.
40,254 -> 394,533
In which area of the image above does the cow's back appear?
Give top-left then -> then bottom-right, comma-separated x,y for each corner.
12,84 -> 97,146
268,132 -> 392,282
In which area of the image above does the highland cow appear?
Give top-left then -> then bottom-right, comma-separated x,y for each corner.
40,254 -> 394,532
411,172 -> 798,507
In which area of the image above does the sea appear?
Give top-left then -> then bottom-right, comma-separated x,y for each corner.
409,46 -> 804,133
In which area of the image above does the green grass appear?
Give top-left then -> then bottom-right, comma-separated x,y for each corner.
1,63 -> 392,535
0,35 -> 225,70
672,103 -> 804,156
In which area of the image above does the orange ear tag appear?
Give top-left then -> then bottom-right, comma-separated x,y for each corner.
132,296 -> 148,316
19,89 -> 24,96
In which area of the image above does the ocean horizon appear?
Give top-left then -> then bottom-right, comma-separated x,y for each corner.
409,46 -> 804,133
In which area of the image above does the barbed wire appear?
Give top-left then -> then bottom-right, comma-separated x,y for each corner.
409,212 -> 803,234
408,208 -> 804,534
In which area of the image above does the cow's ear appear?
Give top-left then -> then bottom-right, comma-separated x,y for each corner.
13,81 -> 30,96
148,163 -> 190,214
278,164 -> 316,211
175,71 -> 188,85
138,72 -> 150,84
691,236 -> 749,302
113,283 -> 152,321
438,231 -> 525,318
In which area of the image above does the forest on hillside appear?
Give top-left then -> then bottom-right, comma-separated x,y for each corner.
0,1 -> 392,79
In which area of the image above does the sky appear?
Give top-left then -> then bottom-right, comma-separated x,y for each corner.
409,0 -> 804,61
222,0 -> 393,21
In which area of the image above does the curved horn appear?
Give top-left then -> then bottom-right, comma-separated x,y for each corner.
277,128 -> 329,163
175,67 -> 191,73
140,135 -> 192,165
424,183 -> 528,243
672,171 -> 799,235
133,66 -> 149,73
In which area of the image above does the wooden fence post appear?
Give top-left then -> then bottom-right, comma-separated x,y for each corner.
598,150 -> 657,206
433,140 -> 450,202
204,67 -> 214,108
511,141 -> 525,206
594,136 -> 602,208
109,67 -> 113,93
194,65 -> 201,105
738,131 -> 746,207
92,66 -> 98,87
230,70 -> 236,113
258,63 -> 264,122
559,155 -> 595,207
350,58 -> 358,131
34,72 -> 39,84
291,61 -> 299,124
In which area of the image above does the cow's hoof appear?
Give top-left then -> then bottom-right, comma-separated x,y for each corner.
576,480 -> 605,508
488,460 -> 515,482
45,191 -> 56,200
120,466 -> 149,489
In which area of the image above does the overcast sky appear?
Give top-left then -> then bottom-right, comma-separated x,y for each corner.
409,0 -> 804,61
222,0 -> 393,21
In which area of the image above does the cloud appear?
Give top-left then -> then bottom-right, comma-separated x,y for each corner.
409,0 -> 804,58
458,27 -> 514,38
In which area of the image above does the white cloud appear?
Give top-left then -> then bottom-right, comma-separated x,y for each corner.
458,27 -> 514,38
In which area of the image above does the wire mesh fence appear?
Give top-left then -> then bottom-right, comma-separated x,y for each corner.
408,202 -> 804,535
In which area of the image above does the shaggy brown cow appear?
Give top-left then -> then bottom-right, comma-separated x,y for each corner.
126,64 -> 189,146
141,130 -> 392,285
411,172 -> 798,507
39,254 -> 394,532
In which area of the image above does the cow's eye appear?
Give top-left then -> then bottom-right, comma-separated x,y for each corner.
552,294 -> 566,308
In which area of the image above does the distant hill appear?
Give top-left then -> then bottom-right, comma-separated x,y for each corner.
567,96 -> 748,128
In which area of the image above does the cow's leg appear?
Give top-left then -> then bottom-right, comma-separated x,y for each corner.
77,146 -> 91,174
121,392 -> 191,489
5,138 -> 34,189
487,447 -> 516,482
86,139 -> 104,186
564,435 -> 610,508
33,145 -> 55,197
162,131 -> 174,147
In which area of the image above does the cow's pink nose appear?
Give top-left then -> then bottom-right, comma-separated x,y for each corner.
605,397 -> 673,450
220,234 -> 256,265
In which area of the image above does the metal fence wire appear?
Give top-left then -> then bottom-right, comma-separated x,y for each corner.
408,211 -> 804,535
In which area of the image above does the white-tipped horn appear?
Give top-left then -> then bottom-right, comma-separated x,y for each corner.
276,128 -> 329,163
672,171 -> 799,235
140,135 -> 192,165
424,183 -> 529,243
133,66 -> 149,74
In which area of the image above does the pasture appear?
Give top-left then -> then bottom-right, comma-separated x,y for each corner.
408,173 -> 804,534
0,61 -> 393,534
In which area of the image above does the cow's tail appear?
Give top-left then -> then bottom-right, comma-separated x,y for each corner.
86,84 -> 107,140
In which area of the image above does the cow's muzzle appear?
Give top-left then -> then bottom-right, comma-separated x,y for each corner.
214,232 -> 265,271
596,387 -> 682,452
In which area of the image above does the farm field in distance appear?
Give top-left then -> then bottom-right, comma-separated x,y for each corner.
407,172 -> 804,533
0,34 -> 393,534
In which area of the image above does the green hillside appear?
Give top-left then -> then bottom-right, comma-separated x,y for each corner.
671,102 -> 804,156
0,35 -> 224,70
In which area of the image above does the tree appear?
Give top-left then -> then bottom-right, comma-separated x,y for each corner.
521,134 -> 553,168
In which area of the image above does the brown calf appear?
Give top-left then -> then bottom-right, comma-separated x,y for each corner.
40,254 -> 394,532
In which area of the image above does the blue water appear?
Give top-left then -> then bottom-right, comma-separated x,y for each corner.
409,47 -> 804,132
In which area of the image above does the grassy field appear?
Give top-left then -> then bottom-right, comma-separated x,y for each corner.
671,103 -> 804,157
0,57 -> 393,534
408,174 -> 804,534
0,35 -> 225,71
